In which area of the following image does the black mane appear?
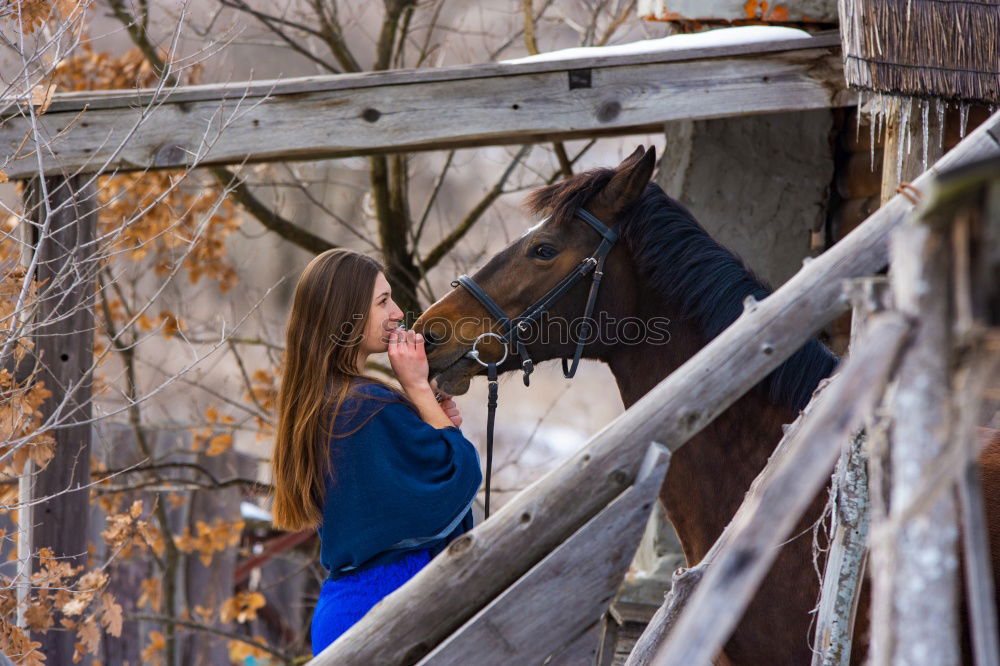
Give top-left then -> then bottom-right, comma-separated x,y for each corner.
529,169 -> 838,412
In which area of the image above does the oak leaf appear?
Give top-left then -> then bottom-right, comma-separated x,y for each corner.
206,433 -> 233,456
99,593 -> 122,637
220,591 -> 266,624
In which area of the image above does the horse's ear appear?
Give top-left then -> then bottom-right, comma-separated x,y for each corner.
602,146 -> 656,210
615,145 -> 646,170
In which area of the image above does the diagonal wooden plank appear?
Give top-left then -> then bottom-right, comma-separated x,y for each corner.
0,37 -> 850,179
415,442 -> 670,666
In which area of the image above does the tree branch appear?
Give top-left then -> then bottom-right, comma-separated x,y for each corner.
522,0 -> 539,55
421,145 -> 532,273
107,0 -> 174,83
414,150 -> 455,247
209,166 -> 336,254
216,0 -> 342,74
309,0 -> 363,72
596,0 -> 637,47
489,0 -> 558,60
108,2 -> 336,256
553,142 -> 573,177
374,0 -> 417,71
126,613 -> 296,664
369,154 -> 420,315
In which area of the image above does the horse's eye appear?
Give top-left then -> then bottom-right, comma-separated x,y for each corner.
533,244 -> 558,260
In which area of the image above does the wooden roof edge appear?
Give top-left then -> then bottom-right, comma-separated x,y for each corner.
14,31 -> 842,115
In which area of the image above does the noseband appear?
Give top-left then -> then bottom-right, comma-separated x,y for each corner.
449,208 -> 618,518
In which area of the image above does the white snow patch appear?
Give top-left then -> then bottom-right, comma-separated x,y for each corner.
241,500 -> 273,523
500,26 -> 812,65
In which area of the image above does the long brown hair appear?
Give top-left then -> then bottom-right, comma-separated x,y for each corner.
270,248 -> 400,531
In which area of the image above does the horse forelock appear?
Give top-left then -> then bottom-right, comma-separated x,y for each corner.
525,168 -> 616,225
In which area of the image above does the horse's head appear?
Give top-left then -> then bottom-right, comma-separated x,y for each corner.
413,145 -> 658,396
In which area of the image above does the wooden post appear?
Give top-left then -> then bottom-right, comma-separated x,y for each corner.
870,175 -> 962,666
309,111 -> 1000,666
810,277 -> 890,666
950,162 -> 1000,666
24,175 -> 98,663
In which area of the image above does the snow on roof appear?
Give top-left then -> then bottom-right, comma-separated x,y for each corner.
499,26 -> 813,65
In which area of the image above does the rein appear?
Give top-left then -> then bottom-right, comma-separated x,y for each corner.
451,208 -> 618,518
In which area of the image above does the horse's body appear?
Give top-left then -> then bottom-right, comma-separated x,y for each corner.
413,146 -> 1000,664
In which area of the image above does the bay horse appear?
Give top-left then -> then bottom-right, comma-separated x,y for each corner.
412,146 -> 1000,664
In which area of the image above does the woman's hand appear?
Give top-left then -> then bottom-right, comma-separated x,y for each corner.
439,398 -> 462,428
387,328 -> 430,393
387,330 -> 456,430
430,379 -> 463,428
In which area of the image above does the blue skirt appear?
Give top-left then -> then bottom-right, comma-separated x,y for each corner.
310,548 -> 433,655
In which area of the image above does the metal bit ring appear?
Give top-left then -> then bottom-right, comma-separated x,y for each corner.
467,332 -> 509,368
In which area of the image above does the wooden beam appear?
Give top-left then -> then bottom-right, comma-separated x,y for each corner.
24,175 -> 97,663
414,443 -> 670,666
0,35 -> 852,180
309,110 -> 1000,666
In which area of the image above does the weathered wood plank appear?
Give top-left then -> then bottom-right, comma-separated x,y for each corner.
0,38 -> 851,180
416,443 -> 669,666
11,34 -> 842,112
310,111 -> 1000,666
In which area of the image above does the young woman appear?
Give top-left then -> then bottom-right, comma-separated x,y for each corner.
269,248 -> 482,655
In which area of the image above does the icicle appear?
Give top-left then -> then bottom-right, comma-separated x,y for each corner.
856,90 -> 866,145
904,97 -> 913,157
935,99 -> 946,150
897,97 -> 912,181
878,94 -> 889,146
921,99 -> 929,173
959,103 -> 969,138
870,108 -> 877,171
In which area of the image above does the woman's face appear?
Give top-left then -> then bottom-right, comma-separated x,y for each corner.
359,272 -> 405,357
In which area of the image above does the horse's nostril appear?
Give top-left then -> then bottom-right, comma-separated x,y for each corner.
423,329 -> 442,351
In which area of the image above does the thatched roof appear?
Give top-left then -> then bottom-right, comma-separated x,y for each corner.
839,0 -> 999,105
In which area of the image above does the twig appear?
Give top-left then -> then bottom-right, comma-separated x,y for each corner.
126,613 -> 296,664
422,145 -> 532,272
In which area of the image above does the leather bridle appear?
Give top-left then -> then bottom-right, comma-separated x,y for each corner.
449,208 -> 618,518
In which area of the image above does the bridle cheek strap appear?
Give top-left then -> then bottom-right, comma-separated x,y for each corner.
451,208 -> 617,385
450,208 -> 617,521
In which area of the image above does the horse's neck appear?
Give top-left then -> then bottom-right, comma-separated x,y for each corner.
606,315 -> 796,564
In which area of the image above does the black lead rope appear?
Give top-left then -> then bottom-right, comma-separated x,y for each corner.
455,208 -> 618,521
484,361 -> 498,518
466,332 -> 508,520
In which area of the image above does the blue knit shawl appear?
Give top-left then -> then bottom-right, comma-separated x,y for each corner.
317,381 -> 482,581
